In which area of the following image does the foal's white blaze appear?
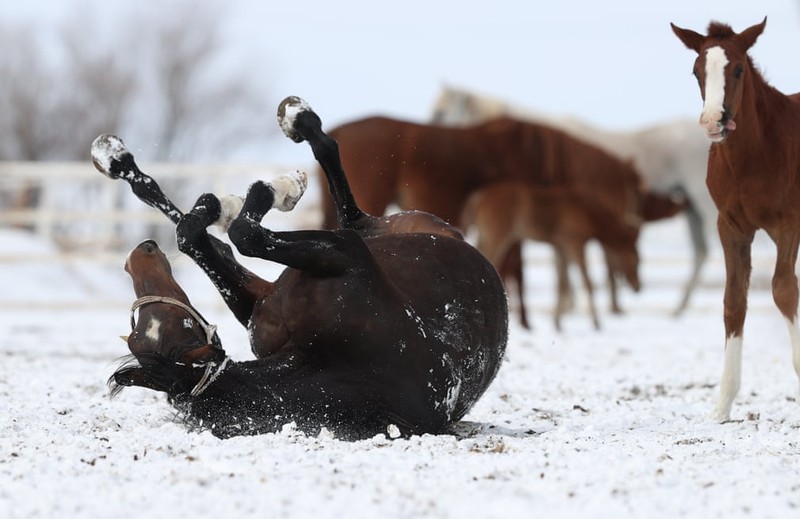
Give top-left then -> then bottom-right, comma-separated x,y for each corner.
700,46 -> 729,140
145,317 -> 162,342
785,317 -> 800,402
712,334 -> 743,422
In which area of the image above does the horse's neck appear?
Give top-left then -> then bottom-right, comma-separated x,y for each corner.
722,77 -> 793,165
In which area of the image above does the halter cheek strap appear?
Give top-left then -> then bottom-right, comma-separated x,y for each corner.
129,295 -> 228,397
130,295 -> 218,345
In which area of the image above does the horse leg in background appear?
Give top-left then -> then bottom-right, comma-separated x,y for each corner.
568,241 -> 600,331
90,134 -> 273,327
673,199 -> 709,316
603,248 -> 623,314
767,230 -> 800,405
712,220 -> 754,422
498,243 -> 530,329
551,246 -> 571,332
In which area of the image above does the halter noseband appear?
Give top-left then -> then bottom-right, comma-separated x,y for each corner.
130,295 -> 218,346
129,295 -> 228,398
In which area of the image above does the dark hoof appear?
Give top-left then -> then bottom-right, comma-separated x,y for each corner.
277,96 -> 312,143
91,134 -> 130,179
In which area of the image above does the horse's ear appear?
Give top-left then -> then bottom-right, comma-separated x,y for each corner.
671,23 -> 705,53
737,17 -> 766,51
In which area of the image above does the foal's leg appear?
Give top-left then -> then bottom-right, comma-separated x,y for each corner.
552,246 -> 571,332
90,134 -> 272,327
768,230 -> 800,404
713,220 -> 754,422
571,242 -> 600,331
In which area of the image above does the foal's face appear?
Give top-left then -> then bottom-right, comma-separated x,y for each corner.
671,19 -> 766,142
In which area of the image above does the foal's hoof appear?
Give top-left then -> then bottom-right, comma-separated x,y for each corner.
271,170 -> 308,212
91,134 -> 130,179
277,96 -> 313,142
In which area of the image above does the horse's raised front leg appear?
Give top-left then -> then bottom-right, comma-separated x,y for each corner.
90,134 -> 272,328
768,230 -> 800,405
713,219 -> 754,422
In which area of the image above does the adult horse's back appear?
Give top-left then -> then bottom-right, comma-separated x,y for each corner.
672,18 -> 800,421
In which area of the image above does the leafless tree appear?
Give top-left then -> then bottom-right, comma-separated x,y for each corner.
0,2 -> 274,164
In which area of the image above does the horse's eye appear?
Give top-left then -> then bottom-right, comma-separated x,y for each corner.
733,64 -> 744,79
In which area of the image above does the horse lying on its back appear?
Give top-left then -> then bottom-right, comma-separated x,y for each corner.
99,96 -> 508,439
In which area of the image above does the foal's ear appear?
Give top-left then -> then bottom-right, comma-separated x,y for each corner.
671,23 -> 705,53
737,17 -> 767,51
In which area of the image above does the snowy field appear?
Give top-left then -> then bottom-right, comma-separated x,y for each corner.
1,199 -> 799,518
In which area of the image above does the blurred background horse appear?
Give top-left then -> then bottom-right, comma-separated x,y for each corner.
431,85 -> 713,316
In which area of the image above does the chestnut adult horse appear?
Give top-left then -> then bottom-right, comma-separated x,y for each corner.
320,115 -> 651,328
672,18 -> 800,421
96,96 -> 508,439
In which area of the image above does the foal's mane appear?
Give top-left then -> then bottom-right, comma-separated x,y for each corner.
706,22 -> 735,39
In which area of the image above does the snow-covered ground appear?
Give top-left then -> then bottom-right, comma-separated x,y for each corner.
1,205 -> 799,518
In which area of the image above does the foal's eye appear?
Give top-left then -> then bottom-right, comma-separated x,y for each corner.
733,64 -> 744,79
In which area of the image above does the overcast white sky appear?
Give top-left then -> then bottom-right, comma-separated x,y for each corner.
2,0 -> 799,163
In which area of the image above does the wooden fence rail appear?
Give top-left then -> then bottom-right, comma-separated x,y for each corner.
0,161 -> 321,259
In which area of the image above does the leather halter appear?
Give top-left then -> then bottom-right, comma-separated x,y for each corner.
130,295 -> 218,345
130,295 -> 228,397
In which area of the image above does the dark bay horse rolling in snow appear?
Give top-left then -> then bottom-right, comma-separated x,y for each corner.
672,18 -> 800,421
96,96 -> 508,439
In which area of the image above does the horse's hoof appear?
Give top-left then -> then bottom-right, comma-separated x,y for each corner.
277,96 -> 313,142
91,134 -> 129,179
271,170 -> 308,212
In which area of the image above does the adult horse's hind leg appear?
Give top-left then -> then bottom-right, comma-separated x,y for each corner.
674,200 -> 709,316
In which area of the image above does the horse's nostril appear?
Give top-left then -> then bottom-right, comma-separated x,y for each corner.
140,240 -> 158,253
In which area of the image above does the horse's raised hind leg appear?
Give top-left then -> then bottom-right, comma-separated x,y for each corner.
713,222 -> 754,422
228,179 -> 360,276
768,232 -> 800,405
277,96 -> 370,230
